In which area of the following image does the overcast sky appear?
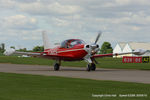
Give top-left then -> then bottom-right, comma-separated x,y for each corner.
0,0 -> 150,50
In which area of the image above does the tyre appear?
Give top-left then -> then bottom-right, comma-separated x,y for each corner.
91,63 -> 96,71
54,63 -> 60,71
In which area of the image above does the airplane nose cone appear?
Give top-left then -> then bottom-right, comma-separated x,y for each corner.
84,44 -> 99,55
91,44 -> 99,49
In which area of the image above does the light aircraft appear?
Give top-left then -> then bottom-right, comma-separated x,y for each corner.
4,31 -> 147,71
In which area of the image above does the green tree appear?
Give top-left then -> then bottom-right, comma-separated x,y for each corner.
1,43 -> 5,50
100,42 -> 113,54
10,46 -> 15,49
19,48 -> 27,52
33,46 -> 44,52
0,43 -> 5,53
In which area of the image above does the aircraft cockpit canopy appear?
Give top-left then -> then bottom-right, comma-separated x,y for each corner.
60,39 -> 85,48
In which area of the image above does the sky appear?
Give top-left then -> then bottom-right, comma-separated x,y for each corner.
0,0 -> 150,50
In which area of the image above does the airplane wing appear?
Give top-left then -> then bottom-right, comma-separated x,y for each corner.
93,53 -> 113,58
13,51 -> 42,56
93,49 -> 147,58
3,48 -> 73,60
93,52 -> 134,58
4,49 -> 43,56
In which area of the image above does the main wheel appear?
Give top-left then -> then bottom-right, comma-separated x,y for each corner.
54,63 -> 60,71
91,63 -> 96,71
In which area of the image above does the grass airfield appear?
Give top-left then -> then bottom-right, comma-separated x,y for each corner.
0,56 -> 150,70
0,72 -> 149,100
0,56 -> 150,100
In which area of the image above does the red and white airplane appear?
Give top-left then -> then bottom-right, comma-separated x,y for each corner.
4,31 -> 147,71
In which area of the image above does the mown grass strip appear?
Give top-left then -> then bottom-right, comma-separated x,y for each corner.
0,72 -> 149,100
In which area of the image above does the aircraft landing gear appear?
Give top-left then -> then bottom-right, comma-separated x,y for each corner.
91,63 -> 96,71
87,63 -> 96,71
54,60 -> 61,71
54,63 -> 60,71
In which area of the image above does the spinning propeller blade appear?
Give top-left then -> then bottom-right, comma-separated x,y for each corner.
94,31 -> 102,44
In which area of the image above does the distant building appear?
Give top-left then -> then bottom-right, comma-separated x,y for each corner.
113,42 -> 150,58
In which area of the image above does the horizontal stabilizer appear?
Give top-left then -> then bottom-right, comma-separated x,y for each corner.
4,48 -> 15,56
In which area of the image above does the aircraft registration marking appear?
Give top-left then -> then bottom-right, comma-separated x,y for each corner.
48,50 -> 57,55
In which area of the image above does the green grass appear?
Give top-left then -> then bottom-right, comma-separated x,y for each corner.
0,53 -> 4,56
0,56 -> 150,70
0,72 -> 149,100
0,56 -> 54,65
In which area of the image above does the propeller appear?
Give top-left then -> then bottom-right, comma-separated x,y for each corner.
91,31 -> 102,54
84,31 -> 102,64
94,31 -> 102,44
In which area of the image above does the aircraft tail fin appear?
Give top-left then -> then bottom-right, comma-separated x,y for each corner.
42,31 -> 51,50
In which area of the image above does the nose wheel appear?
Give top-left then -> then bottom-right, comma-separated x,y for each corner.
54,63 -> 60,71
87,63 -> 96,71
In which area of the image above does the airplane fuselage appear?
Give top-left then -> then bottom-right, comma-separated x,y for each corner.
43,44 -> 88,61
